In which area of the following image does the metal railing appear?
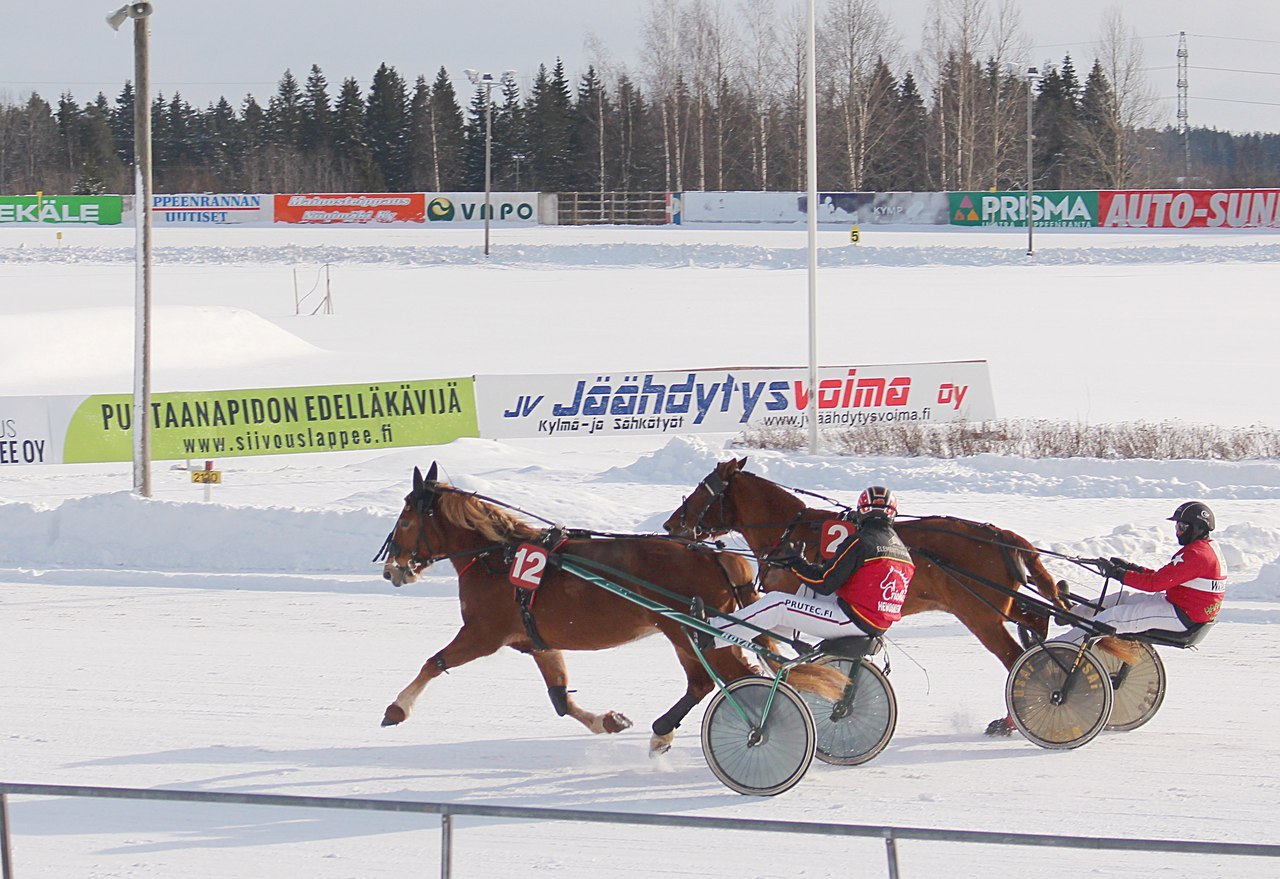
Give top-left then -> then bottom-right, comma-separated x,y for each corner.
3,781 -> 1278,879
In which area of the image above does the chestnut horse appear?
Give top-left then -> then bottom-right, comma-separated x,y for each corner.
378,463 -> 843,756
663,458 -> 1072,735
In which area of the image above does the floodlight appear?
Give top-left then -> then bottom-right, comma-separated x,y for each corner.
105,5 -> 130,30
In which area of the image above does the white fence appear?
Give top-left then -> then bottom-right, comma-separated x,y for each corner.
3,782 -> 1278,879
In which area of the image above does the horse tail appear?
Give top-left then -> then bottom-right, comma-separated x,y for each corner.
1093,636 -> 1144,664
1001,530 -> 1069,611
755,636 -> 848,702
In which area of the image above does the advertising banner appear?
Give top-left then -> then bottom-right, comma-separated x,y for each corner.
1099,189 -> 1280,228
274,194 -> 426,224
0,195 -> 123,225
49,378 -> 478,463
872,192 -> 950,225
151,194 -> 271,225
678,192 -> 950,226
475,362 -> 995,439
422,193 -> 538,225
949,191 -> 1098,227
0,397 -> 59,466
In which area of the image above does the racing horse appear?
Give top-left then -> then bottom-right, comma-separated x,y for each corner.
377,463 -> 846,755
663,457 -> 1074,735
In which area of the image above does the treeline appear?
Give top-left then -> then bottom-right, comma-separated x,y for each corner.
4,3 -> 1280,196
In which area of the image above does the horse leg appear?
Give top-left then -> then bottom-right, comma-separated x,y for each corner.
381,626 -> 503,727
529,650 -> 633,735
649,637 -> 757,757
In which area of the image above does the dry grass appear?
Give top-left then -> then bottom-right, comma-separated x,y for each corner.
736,420 -> 1280,460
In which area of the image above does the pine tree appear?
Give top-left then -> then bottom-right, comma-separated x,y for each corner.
492,75 -> 526,189
366,63 -> 410,190
526,60 -> 573,191
570,66 -> 608,191
267,69 -> 305,149
110,82 -> 135,168
462,84 -> 489,190
332,77 -> 374,189
427,67 -> 465,190
301,65 -> 333,152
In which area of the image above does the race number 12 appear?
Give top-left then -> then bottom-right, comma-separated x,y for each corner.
509,544 -> 549,589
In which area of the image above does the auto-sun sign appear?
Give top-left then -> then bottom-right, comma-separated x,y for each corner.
509,543 -> 549,589
820,519 -> 855,559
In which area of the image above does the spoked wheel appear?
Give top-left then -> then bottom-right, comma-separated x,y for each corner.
1096,641 -> 1166,731
1006,643 -> 1114,750
801,657 -> 897,766
701,676 -> 816,796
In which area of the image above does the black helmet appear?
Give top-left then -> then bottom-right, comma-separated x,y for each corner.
857,486 -> 898,522
1169,501 -> 1214,545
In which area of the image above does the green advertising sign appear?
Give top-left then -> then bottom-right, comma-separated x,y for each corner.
0,195 -> 123,225
949,191 -> 1099,227
61,378 -> 479,463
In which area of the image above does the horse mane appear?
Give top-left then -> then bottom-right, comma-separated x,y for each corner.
436,490 -> 542,544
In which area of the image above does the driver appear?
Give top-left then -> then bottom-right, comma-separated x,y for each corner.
702,486 -> 914,651
1058,501 -> 1227,643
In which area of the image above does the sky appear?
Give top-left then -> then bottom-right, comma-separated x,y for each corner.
2,1 -> 1280,135
2,222 -> 1279,876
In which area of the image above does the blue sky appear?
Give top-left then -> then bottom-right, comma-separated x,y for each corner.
2,1 -> 1278,134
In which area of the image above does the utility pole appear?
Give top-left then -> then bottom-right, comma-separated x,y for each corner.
1177,31 -> 1191,181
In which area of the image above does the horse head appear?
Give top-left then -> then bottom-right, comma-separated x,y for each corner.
662,457 -> 748,539
379,462 -> 445,587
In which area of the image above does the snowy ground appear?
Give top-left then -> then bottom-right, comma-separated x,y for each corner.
2,222 -> 1278,877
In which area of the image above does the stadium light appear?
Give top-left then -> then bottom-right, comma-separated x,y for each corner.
805,0 -> 819,454
1022,65 -> 1042,256
465,69 -> 517,256
106,2 -> 155,496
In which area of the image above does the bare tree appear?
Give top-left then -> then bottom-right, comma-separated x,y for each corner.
820,0 -> 900,190
922,0 -> 990,190
641,0 -> 685,191
684,0 -> 738,190
735,0 -> 783,188
1078,5 -> 1161,187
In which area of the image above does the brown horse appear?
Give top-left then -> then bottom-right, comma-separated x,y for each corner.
378,463 -> 843,756
663,457 -> 1073,735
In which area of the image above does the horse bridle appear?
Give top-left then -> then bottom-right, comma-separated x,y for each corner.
677,469 -> 736,539
374,484 -> 445,575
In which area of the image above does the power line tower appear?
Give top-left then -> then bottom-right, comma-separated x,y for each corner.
1177,31 -> 1191,180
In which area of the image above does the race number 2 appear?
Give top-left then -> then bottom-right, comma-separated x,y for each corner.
509,544 -> 549,589
820,520 -> 853,559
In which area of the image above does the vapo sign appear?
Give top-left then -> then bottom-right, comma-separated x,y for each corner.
424,193 -> 537,224
475,362 -> 995,439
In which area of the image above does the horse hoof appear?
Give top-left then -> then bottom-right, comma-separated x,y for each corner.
649,732 -> 674,757
382,704 -> 407,727
603,711 -> 633,734
985,716 -> 1016,737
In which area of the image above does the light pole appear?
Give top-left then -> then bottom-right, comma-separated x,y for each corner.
512,153 -> 526,190
107,2 -> 154,497
1023,65 -> 1041,257
804,0 -> 819,454
464,69 -> 516,256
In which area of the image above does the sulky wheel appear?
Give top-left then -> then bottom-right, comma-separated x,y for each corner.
1005,643 -> 1114,750
1096,641 -> 1166,732
701,676 -> 816,796
801,656 -> 897,766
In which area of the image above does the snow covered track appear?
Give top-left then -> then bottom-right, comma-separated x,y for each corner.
2,224 -> 1279,877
